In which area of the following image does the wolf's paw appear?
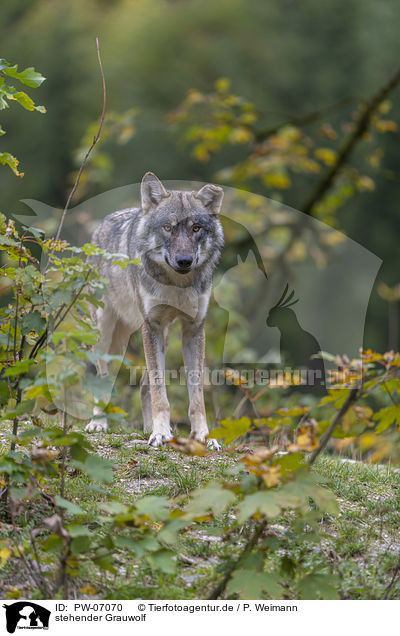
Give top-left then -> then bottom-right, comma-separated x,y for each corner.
207,438 -> 221,451
148,431 -> 173,448
85,418 -> 108,433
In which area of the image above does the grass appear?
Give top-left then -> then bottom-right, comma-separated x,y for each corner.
1,425 -> 400,600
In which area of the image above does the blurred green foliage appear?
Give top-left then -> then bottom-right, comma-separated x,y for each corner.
1,0 -> 399,352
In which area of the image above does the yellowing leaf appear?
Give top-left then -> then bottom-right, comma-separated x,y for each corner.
373,404 -> 400,434
240,446 -> 279,466
261,465 -> 281,488
43,239 -> 70,251
80,585 -> 98,595
228,127 -> 253,144
0,152 -> 24,177
0,546 -> 12,568
222,367 -> 248,386
315,147 -> 337,166
374,119 -> 398,133
167,437 -> 207,456
209,417 -> 252,445
263,172 -> 291,189
357,175 -> 375,191
276,406 -> 310,417
214,77 -> 231,93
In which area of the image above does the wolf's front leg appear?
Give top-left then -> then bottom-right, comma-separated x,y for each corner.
141,320 -> 172,447
182,323 -> 220,451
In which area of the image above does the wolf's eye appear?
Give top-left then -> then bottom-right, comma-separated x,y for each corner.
192,225 -> 201,232
163,224 -> 172,232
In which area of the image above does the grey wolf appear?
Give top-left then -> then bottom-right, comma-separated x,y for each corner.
85,172 -> 224,447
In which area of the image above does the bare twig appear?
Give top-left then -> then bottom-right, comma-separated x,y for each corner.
208,520 -> 267,599
254,95 -> 361,142
301,65 -> 400,216
307,385 -> 361,466
9,531 -> 49,598
383,556 -> 400,599
54,37 -> 106,242
29,530 -> 54,599
233,65 -> 400,254
59,410 -> 67,500
45,36 -> 106,274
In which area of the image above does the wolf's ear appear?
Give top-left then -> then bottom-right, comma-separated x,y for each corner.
141,172 -> 169,212
194,184 -> 224,215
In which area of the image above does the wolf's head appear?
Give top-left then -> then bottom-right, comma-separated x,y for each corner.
138,172 -> 224,276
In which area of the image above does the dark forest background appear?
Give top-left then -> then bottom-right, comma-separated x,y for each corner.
1,0 -> 399,351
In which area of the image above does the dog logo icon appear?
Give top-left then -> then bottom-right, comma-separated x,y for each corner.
3,602 -> 50,634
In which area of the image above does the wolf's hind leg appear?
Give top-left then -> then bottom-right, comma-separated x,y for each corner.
85,309 -> 131,433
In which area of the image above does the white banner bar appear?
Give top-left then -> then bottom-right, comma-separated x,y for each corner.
1,599 -> 398,636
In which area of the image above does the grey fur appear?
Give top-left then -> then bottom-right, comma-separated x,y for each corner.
85,172 -> 224,448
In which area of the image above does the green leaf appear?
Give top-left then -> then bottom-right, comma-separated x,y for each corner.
274,452 -> 305,476
135,496 -> 170,521
237,492 -> 281,524
21,311 -> 46,335
227,569 -> 282,599
70,442 -> 89,463
209,417 -> 252,445
41,534 -> 63,552
1,398 -> 36,420
318,389 -> 349,409
78,454 -> 114,483
147,549 -> 176,574
183,483 -> 236,520
133,536 -> 159,557
101,501 -> 129,515
114,536 -> 138,552
66,524 -> 92,537
2,64 -> 46,88
71,535 -> 91,555
82,374 -> 114,400
0,381 -> 10,407
374,404 -> 400,434
297,573 -> 340,599
55,496 -> 85,515
310,486 -> 339,515
0,152 -> 23,177
94,554 -> 116,573
157,518 -> 188,545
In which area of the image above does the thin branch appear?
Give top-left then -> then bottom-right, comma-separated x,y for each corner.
29,530 -> 54,599
233,64 -> 400,254
53,269 -> 92,331
307,385 -> 361,466
383,556 -> 400,599
301,64 -> 400,216
254,96 -> 361,142
208,520 -> 267,599
45,36 -> 106,274
29,266 -> 93,361
9,531 -> 49,598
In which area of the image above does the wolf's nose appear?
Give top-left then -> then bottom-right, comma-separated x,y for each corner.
176,255 -> 193,268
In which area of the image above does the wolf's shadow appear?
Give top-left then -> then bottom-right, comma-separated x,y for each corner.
212,245 -> 326,394
266,284 -> 326,394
